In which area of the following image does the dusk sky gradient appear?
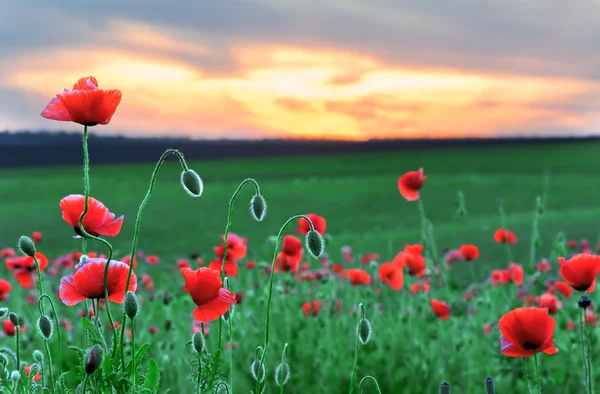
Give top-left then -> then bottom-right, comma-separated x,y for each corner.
1,0 -> 599,140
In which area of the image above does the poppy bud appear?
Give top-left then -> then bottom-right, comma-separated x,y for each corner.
305,230 -> 325,259
84,345 -> 103,374
439,382 -> 451,394
33,350 -> 43,363
36,315 -> 53,339
579,295 -> 592,309
274,362 -> 290,387
0,308 -> 8,318
123,292 -> 139,320
192,331 -> 205,353
181,169 -> 203,198
10,370 -> 20,382
249,194 -> 267,222
250,359 -> 266,383
357,317 -> 372,345
8,312 -> 19,327
484,377 -> 495,394
17,236 -> 36,258
214,381 -> 231,393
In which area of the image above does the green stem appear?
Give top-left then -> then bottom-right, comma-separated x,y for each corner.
31,255 -> 45,315
228,315 -> 234,394
82,375 -> 88,394
584,308 -> 593,394
15,325 -> 20,371
118,149 -> 189,365
349,323 -> 360,394
581,308 -> 590,393
131,318 -> 136,394
359,376 -> 382,394
196,352 -> 201,393
533,351 -> 541,394
529,197 -> 541,268
218,179 -> 260,354
43,339 -> 55,393
522,357 -> 532,394
39,358 -> 45,389
37,294 -> 62,377
79,126 -> 117,353
254,214 -> 315,394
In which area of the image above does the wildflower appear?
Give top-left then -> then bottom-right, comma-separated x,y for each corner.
302,300 -> 320,317
181,267 -> 236,322
508,263 -> 524,286
214,233 -> 247,260
297,214 -> 327,235
60,195 -> 123,237
498,307 -> 558,357
536,259 -> 552,272
6,253 -> 49,289
554,281 -> 573,299
24,365 -> 41,382
145,255 -> 159,265
0,280 -> 12,301
378,262 -> 404,291
41,76 -> 122,126
31,232 -> 43,243
398,168 -> 427,201
360,253 -> 380,264
558,254 -> 600,291
494,228 -> 517,244
459,245 -> 479,261
430,299 -> 451,320
346,269 -> 372,286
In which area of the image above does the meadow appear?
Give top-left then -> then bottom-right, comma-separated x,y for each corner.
1,140 -> 600,393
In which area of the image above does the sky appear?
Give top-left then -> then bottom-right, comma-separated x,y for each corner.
1,0 -> 599,140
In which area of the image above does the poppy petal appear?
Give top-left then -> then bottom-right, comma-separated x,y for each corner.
500,334 -> 532,357
41,97 -> 73,122
59,274 -> 87,306
95,215 -> 124,237
192,288 -> 237,322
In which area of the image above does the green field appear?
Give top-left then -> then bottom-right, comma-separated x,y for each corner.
1,140 -> 600,393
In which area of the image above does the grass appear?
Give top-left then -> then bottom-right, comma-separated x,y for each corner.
1,140 -> 600,393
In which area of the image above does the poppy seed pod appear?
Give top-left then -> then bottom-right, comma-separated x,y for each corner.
17,236 -> 36,258
484,377 -> 495,394
250,359 -> 266,383
249,194 -> 267,222
84,345 -> 103,374
123,292 -> 139,320
357,318 -> 372,345
274,362 -> 290,387
0,308 -> 8,318
305,230 -> 325,259
578,295 -> 592,309
181,169 -> 203,198
33,350 -> 43,363
8,312 -> 19,327
36,315 -> 53,339
439,382 -> 451,394
192,331 -> 205,353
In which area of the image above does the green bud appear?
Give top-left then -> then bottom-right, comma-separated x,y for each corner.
84,345 -> 103,374
181,169 -> 203,198
250,359 -> 266,383
36,315 -> 53,339
249,194 -> 267,222
274,362 -> 290,387
305,230 -> 325,259
123,292 -> 139,320
79,255 -> 89,265
358,317 -> 372,345
484,377 -> 495,394
192,331 -> 205,353
32,350 -> 43,363
10,370 -> 20,381
17,236 -> 36,258
8,312 -> 18,327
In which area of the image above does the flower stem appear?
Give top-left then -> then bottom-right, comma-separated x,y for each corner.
584,307 -> 593,394
581,307 -> 590,393
196,352 -> 202,393
82,375 -> 88,394
131,317 -> 136,394
349,304 -> 364,394
533,351 -> 541,394
118,149 -> 189,366
32,255 -> 45,314
15,326 -> 20,372
43,339 -> 55,393
522,357 -> 532,394
359,376 -> 382,394
37,294 -> 62,377
228,314 -> 234,394
254,214 -> 315,394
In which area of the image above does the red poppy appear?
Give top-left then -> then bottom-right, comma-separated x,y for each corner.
145,255 -> 159,265
297,214 -> 327,235
360,253 -> 380,264
274,252 -> 302,274
558,254 -> 600,292
567,240 -> 578,249
0,280 -> 12,301
508,263 -> 524,286
394,251 -> 427,277
378,262 -> 404,291
536,259 -> 552,272
31,232 -> 43,243
302,300 -> 320,317
214,233 -> 247,260
122,255 -> 138,269
282,235 -> 303,256
41,76 -> 122,126
180,267 -> 237,322
2,319 -> 15,336
208,259 -> 239,277
59,258 -> 137,306
483,323 -> 492,336
245,261 -> 257,269
539,293 -> 562,314
177,259 -> 191,270
498,307 -> 558,357
0,248 -> 15,258
6,253 -> 49,289
494,229 -> 517,244
430,299 -> 451,320
24,365 -> 41,382
346,269 -> 372,286
491,269 -> 511,287
553,281 -> 573,299
459,245 -> 479,261
60,195 -> 124,237
149,326 -> 158,335
398,168 -> 427,201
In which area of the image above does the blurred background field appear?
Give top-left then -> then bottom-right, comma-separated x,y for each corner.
1,140 -> 600,392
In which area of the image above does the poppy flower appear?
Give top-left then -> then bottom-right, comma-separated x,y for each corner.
41,76 -> 122,126
6,253 -> 49,289
31,232 -> 43,243
394,251 -> 427,277
378,262 -> 404,291
60,195 -> 124,237
180,267 -> 237,322
302,300 -> 320,317
208,259 -> 239,277
508,263 -> 524,286
122,255 -> 138,269
0,280 -> 12,301
498,307 -> 558,357
2,319 -> 15,336
341,246 -> 354,263
297,214 -> 327,235
539,293 -> 562,314
346,269 -> 372,286
59,258 -> 137,306
398,168 -> 427,201
360,253 -> 380,264
274,252 -> 302,274
536,259 -> 552,272
145,255 -> 159,265
282,235 -> 303,256
177,259 -> 191,270
149,326 -> 158,335
245,261 -> 257,269
483,323 -> 492,336
553,281 -> 572,299
491,269 -> 511,287
494,229 -> 517,244
430,299 -> 451,320
567,240 -> 578,249
459,245 -> 479,261
214,233 -> 247,260
558,254 -> 600,292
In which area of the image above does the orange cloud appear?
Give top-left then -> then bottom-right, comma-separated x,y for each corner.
2,20 -> 599,139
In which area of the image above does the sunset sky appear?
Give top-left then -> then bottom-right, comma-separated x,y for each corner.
1,0 -> 599,140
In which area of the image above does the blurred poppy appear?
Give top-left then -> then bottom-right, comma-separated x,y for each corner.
24,365 -> 41,382
430,299 -> 451,320
6,252 -> 49,289
498,307 -> 558,357
553,281 -> 573,299
508,263 -> 524,286
398,168 -> 427,201
208,259 -> 239,277
459,245 -> 479,261
346,269 -> 372,286
2,319 -> 15,336
59,258 -> 137,306
60,195 -> 123,237
180,267 -> 236,322
297,214 -> 327,235
558,254 -> 600,292
214,233 -> 247,260
536,259 -> 552,272
302,300 -> 320,317
494,229 -> 517,244
0,279 -> 12,300
41,76 -> 122,126
145,255 -> 159,265
378,262 -> 404,291
282,235 -> 303,256
360,253 -> 380,264
31,232 -> 43,243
